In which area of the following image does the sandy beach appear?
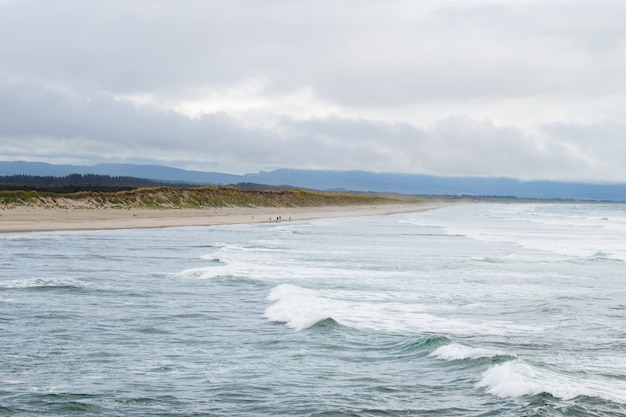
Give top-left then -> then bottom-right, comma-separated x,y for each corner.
0,203 -> 443,233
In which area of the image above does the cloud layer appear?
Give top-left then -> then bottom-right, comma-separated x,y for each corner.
1,0 -> 625,181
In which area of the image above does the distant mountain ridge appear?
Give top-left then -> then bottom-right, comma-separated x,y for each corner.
1,161 -> 625,201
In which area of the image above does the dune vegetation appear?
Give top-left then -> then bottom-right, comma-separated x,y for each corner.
0,186 -> 423,209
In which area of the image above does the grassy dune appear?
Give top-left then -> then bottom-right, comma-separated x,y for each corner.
0,186 -> 423,209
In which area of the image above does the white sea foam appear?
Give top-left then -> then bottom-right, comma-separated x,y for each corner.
174,241 -> 414,282
477,360 -> 626,403
172,243 -> 287,280
404,204 -> 626,261
264,284 -> 541,335
0,276 -> 88,289
264,284 -> 335,331
430,343 -> 508,361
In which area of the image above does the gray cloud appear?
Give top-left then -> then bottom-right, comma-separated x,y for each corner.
3,78 -> 625,181
3,0 -> 624,101
1,0 -> 625,181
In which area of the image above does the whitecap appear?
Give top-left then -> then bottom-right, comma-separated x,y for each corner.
264,284 -> 334,331
430,343 -> 509,361
476,359 -> 626,403
264,284 -> 542,336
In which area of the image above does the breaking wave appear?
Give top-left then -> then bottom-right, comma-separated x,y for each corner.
430,342 -> 514,362
477,359 -> 626,404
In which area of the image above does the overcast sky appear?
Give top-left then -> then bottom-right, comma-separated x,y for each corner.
1,0 -> 625,182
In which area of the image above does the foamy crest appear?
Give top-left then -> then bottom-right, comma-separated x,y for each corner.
477,360 -> 626,403
172,243 -> 274,280
173,242 -> 415,282
430,343 -> 507,361
476,360 -> 546,398
264,284 -> 541,336
264,284 -> 334,331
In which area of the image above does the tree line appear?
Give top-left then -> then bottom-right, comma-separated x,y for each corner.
0,174 -> 166,192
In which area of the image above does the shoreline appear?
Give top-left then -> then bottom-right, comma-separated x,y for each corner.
0,203 -> 444,233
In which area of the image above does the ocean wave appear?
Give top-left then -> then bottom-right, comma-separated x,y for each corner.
198,255 -> 225,264
470,256 -> 505,264
170,266 -> 217,279
588,251 -> 625,262
169,244 -> 245,279
263,284 -> 540,336
264,284 -> 334,331
384,336 -> 451,358
173,241 -> 413,283
430,342 -> 513,361
0,276 -> 88,290
309,317 -> 342,331
477,359 -> 626,404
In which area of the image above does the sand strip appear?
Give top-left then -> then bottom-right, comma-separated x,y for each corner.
0,203 -> 444,233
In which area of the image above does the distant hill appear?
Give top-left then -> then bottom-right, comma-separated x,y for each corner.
245,169 -> 626,201
1,161 -> 625,201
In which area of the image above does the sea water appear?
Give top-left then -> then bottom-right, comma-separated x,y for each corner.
1,202 -> 625,416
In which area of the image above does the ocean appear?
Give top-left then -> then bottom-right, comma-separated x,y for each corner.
1,202 -> 625,416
